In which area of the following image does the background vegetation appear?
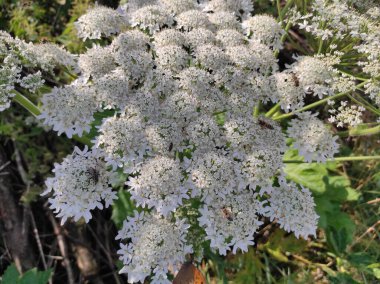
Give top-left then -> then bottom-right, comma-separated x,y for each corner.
0,0 -> 379,283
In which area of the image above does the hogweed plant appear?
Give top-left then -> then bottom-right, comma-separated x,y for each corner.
1,0 -> 380,283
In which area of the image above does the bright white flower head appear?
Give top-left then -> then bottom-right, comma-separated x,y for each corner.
94,113 -> 150,170
216,29 -> 246,47
238,148 -> 283,189
92,68 -> 129,110
243,15 -> 284,50
176,9 -> 213,31
189,151 -> 237,203
203,0 -> 254,20
75,5 -> 127,40
154,29 -> 187,47
291,55 -> 338,98
226,43 -> 278,74
160,0 -> 196,14
127,156 -> 191,216
116,211 -> 192,283
42,146 -> 117,224
224,115 -> 286,154
130,5 -> 174,34
185,114 -> 225,151
19,0 -> 354,279
0,66 -> 19,111
38,82 -> 98,138
186,28 -> 216,48
328,101 -> 366,128
288,112 -> 339,163
18,71 -> 44,93
194,44 -> 230,71
155,45 -> 190,72
79,45 -> 116,79
145,118 -> 184,155
208,11 -> 240,30
265,180 -> 319,239
22,43 -> 78,72
272,72 -> 305,112
198,192 -> 267,255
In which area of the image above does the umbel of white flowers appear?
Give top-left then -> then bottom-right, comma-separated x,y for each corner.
2,0 -> 380,283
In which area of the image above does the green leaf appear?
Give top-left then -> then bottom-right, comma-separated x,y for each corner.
1,265 -> 51,284
348,253 -> 376,267
111,189 -> 136,229
2,264 -> 20,284
328,273 -> 360,284
284,161 -> 328,195
372,268 -> 380,279
260,229 -> 307,262
19,268 -> 52,284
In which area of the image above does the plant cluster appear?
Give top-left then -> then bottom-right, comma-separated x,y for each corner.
0,0 -> 379,283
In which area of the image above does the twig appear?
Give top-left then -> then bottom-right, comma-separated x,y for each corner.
48,212 -> 75,284
88,224 -> 122,284
29,210 -> 48,269
367,198 -> 380,205
348,220 -> 380,251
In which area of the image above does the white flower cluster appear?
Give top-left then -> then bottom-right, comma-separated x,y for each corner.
75,5 -> 127,40
28,1 -> 372,282
265,180 -> 319,239
0,31 -> 76,111
42,146 -> 117,224
116,211 -> 192,283
288,112 -> 339,163
328,101 -> 366,128
287,0 -> 380,128
38,82 -> 98,138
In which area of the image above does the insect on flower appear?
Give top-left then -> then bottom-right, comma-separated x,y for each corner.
221,206 -> 234,222
258,119 -> 274,130
168,142 -> 174,152
290,72 -> 300,87
39,37 -> 50,44
86,167 -> 100,184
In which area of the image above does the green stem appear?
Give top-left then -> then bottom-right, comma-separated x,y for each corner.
337,125 -> 380,137
338,69 -> 368,81
12,92 -> 41,117
265,103 -> 281,117
254,102 -> 261,117
317,39 -> 323,54
281,21 -> 293,43
283,156 -> 380,163
280,0 -> 295,19
277,0 -> 283,21
347,94 -> 380,116
12,92 -> 92,146
274,81 -> 368,121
